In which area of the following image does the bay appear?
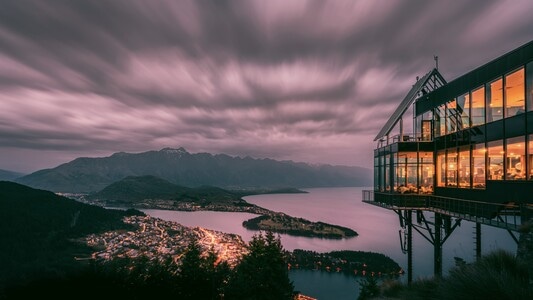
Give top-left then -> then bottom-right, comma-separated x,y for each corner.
141,187 -> 517,300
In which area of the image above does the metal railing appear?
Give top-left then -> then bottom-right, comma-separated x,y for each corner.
362,190 -> 523,231
377,133 -> 432,148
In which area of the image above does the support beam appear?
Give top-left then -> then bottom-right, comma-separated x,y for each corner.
407,210 -> 413,284
497,215 -> 520,244
475,223 -> 481,261
434,213 -> 442,277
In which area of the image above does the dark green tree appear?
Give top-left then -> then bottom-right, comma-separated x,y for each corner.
177,238 -> 229,299
358,275 -> 380,300
224,231 -> 295,300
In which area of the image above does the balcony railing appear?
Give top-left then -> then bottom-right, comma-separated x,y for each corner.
377,133 -> 431,148
362,190 -> 524,231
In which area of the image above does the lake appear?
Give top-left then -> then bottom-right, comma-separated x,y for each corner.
142,187 -> 517,300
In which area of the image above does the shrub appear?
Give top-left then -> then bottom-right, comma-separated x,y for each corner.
439,250 -> 532,300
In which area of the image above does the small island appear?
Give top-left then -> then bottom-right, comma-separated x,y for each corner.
243,214 -> 357,239
288,249 -> 403,277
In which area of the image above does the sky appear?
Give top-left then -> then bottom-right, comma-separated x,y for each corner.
1,0 -> 533,174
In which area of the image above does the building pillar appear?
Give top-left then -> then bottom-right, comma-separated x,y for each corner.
434,213 -> 442,277
475,223 -> 482,261
407,210 -> 413,284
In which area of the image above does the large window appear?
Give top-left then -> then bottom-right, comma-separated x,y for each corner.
506,136 -> 525,180
446,148 -> 458,186
505,68 -> 525,117
437,150 -> 446,187
457,93 -> 470,130
472,144 -> 486,188
488,140 -> 504,180
392,151 -> 434,194
435,104 -> 446,137
529,134 -> 533,180
471,86 -> 485,126
446,100 -> 457,134
385,154 -> 390,191
458,147 -> 470,188
487,78 -> 503,122
395,152 -> 417,192
421,111 -> 433,141
418,151 -> 434,193
374,157 -> 379,191
527,62 -> 533,112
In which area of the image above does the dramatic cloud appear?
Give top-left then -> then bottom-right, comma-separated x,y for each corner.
1,0 -> 532,173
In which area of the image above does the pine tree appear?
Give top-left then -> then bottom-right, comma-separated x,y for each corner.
224,231 -> 295,300
178,238 -> 230,299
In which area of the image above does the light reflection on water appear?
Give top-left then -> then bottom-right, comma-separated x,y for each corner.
142,187 -> 518,300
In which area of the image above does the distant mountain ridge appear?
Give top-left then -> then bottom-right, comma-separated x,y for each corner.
88,175 -> 243,204
0,169 -> 25,181
15,147 -> 371,193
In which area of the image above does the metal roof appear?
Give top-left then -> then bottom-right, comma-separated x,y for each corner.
374,68 -> 446,141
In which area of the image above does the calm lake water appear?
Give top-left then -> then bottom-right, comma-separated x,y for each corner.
142,187 -> 517,300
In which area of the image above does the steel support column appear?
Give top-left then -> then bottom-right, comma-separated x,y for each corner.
475,222 -> 481,261
434,213 -> 442,277
407,210 -> 413,284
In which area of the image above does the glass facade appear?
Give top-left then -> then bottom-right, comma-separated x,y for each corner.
437,150 -> 445,187
471,86 -> 485,126
435,104 -> 445,137
395,152 -> 417,192
506,136 -> 525,180
416,61 -> 531,189
373,150 -> 434,194
505,68 -> 525,117
385,154 -> 390,191
458,147 -> 470,188
488,140 -> 504,180
374,47 -> 533,195
472,144 -> 486,188
446,100 -> 457,134
446,148 -> 458,186
418,151 -> 434,193
529,134 -> 533,179
421,111 -> 433,141
487,78 -> 503,122
526,62 -> 533,111
457,93 -> 470,129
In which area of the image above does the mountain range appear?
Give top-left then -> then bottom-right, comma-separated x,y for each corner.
15,147 -> 371,193
88,175 -> 244,203
0,169 -> 25,181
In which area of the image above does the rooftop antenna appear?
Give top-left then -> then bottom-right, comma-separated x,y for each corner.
434,55 -> 439,70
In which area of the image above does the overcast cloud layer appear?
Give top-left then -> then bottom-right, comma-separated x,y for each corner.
1,0 -> 533,173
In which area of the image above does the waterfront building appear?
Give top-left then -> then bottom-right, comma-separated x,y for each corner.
363,40 -> 533,281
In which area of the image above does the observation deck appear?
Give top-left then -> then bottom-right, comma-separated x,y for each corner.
362,190 -> 528,232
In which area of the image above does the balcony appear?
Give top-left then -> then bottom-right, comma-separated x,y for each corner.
362,190 -> 526,231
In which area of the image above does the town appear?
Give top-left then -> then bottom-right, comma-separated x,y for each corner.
83,215 -> 248,268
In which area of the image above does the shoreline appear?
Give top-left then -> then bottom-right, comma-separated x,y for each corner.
74,196 -> 358,240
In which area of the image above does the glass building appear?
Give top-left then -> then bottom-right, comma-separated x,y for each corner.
370,40 -> 533,205
363,40 -> 533,280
